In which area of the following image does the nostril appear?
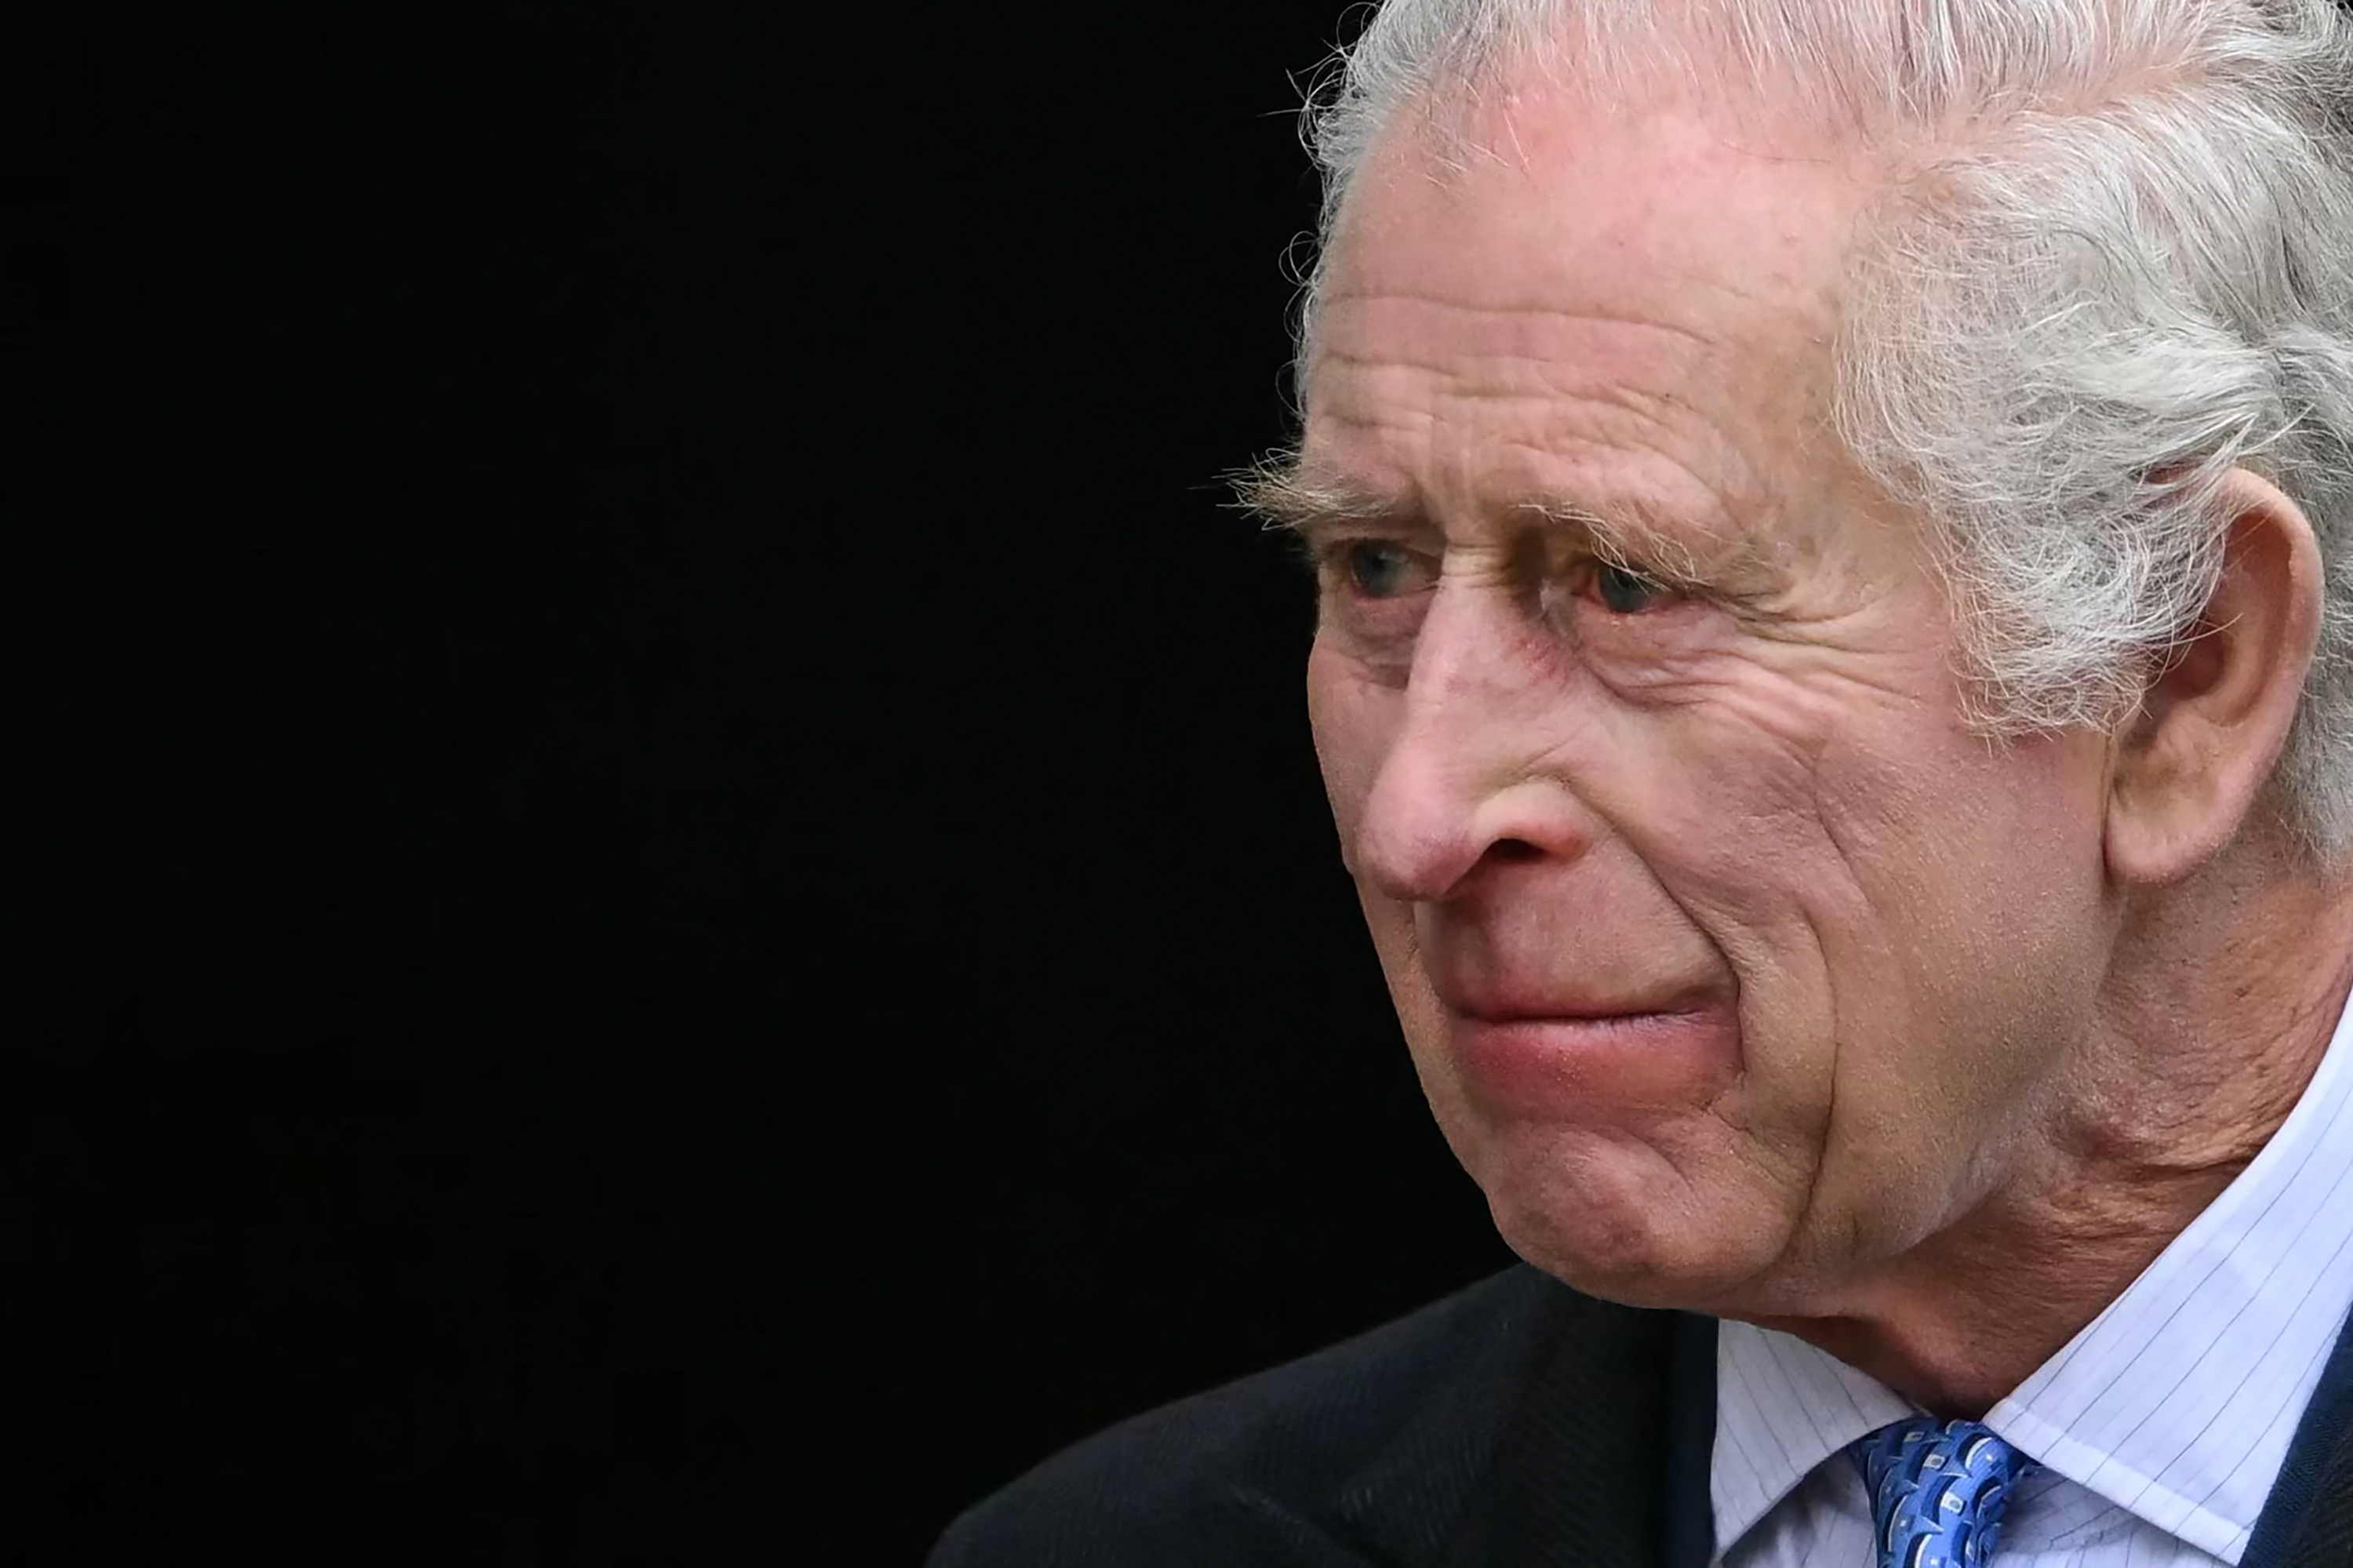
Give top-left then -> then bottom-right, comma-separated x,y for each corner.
1489,838 -> 1546,865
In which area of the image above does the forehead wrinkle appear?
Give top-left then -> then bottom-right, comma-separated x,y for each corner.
1305,292 -> 1792,562
1311,302 -> 1727,419
1315,289 -> 1722,358
1300,355 -> 1755,522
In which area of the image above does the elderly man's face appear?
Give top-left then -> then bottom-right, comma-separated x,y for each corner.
1299,90 -> 2119,1314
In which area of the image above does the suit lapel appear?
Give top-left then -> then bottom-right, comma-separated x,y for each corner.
1661,1312 -> 1718,1568
2243,1307 -> 2353,1566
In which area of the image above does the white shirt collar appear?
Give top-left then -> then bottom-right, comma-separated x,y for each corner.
1712,985 -> 2353,1562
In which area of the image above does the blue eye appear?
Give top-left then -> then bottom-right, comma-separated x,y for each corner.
1343,541 -> 1417,598
1593,561 -> 1667,614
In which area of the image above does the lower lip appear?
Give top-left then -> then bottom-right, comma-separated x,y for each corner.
1446,1008 -> 1738,1117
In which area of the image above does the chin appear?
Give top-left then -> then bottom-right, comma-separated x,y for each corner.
1467,1127 -> 1798,1313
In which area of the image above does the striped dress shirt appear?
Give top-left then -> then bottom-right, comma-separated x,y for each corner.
1714,989 -> 2353,1566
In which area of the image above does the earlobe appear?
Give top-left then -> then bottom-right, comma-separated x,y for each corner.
2104,470 -> 2325,886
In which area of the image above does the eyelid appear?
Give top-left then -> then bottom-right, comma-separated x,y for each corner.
1292,517 -> 1435,551
1278,520 -> 1381,570
1572,548 -> 1715,602
1285,522 -> 1722,609
1295,522 -> 1435,563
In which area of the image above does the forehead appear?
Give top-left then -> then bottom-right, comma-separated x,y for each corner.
1318,71 -> 1866,336
1340,85 -> 1844,289
1303,84 -> 1874,539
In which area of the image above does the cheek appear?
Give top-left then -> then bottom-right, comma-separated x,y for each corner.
1563,686 -> 1854,939
1617,684 -> 2110,1161
1826,729 -> 2113,1029
1615,678 -> 2107,999
1560,668 -> 2057,1053
1575,629 -> 2043,904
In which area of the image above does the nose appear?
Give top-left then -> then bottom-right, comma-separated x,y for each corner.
1350,583 -> 1597,904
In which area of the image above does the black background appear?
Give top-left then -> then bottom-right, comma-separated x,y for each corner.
26,8 -> 1514,1563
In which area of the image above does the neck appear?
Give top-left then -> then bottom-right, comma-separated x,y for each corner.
1752,844 -> 2353,1418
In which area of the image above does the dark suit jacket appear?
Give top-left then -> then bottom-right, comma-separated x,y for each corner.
932,1266 -> 2353,1566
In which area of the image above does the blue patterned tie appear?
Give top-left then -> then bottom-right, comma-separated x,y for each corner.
1850,1417 -> 2035,1567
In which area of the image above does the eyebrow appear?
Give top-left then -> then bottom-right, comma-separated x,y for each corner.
1231,454 -> 1744,588
1231,460 -> 1413,534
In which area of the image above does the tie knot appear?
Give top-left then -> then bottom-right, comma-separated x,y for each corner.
1849,1417 -> 2035,1568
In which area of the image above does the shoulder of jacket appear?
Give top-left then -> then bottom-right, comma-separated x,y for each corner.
928,1265 -> 1645,1567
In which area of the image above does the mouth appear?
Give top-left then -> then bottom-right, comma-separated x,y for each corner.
1450,999 -> 1711,1025
1437,991 -> 1738,1116
1438,978 -> 1721,1027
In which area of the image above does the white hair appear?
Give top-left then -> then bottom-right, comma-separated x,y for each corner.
1291,0 -> 2353,863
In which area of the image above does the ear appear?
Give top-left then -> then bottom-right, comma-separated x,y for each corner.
2105,469 -> 2325,885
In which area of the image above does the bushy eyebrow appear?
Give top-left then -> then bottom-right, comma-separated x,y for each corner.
1229,458 -> 1413,535
1230,454 -> 1746,588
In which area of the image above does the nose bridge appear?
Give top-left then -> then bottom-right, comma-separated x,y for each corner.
1355,575 -> 1589,901
1402,570 -> 1535,747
